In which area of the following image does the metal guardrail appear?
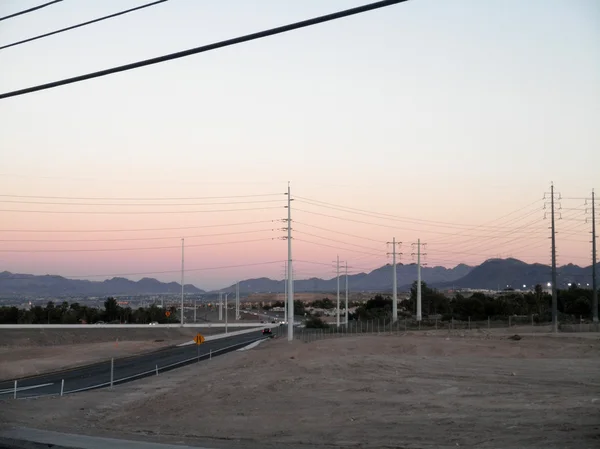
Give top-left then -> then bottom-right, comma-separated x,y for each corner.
7,336 -> 268,400
0,323 -> 265,329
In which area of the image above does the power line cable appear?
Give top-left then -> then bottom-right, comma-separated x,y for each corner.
0,206 -> 283,214
0,199 -> 283,207
0,193 -> 282,200
0,0 -> 408,100
0,0 -> 168,51
0,228 -> 274,243
295,196 -> 544,231
0,219 -> 275,233
3,260 -> 283,280
0,0 -> 63,22
0,237 -> 275,252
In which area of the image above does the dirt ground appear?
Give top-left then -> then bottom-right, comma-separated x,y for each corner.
1,332 -> 599,449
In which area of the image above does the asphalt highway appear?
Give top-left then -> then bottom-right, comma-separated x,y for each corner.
0,330 -> 268,399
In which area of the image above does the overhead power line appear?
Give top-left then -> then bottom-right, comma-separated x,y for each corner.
4,260 -> 284,280
0,205 -> 283,214
0,199 -> 283,206
0,0 -> 63,22
0,237 -> 275,252
0,227 -> 274,243
0,0 -> 168,51
0,0 -> 409,99
0,193 -> 282,200
0,219 -> 275,233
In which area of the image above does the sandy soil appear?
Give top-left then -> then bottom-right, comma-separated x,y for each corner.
1,333 -> 600,449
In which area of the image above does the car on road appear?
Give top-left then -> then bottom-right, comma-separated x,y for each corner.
262,328 -> 272,335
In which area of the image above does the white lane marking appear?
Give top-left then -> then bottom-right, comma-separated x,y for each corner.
237,339 -> 266,351
0,382 -> 53,395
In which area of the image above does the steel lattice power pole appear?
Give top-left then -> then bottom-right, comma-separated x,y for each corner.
286,183 -> 294,341
592,189 -> 598,323
387,238 -> 402,322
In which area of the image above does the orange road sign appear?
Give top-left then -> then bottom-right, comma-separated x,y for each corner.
193,333 -> 205,345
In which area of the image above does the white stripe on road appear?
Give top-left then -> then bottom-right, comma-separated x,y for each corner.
0,382 -> 53,395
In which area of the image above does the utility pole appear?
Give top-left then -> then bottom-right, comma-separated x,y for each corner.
218,292 -> 223,320
286,182 -> 294,341
387,238 -> 402,322
591,189 -> 598,323
336,255 -> 340,327
237,282 -> 240,320
180,238 -> 184,326
411,239 -> 427,321
284,261 -> 288,324
345,261 -> 349,325
544,183 -> 561,333
225,293 -> 228,333
194,298 -> 197,323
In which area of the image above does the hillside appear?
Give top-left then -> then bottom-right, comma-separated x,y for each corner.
437,258 -> 594,290
0,272 -> 204,297
217,263 -> 473,294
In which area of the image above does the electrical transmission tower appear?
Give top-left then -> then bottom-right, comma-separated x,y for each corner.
411,239 -> 427,321
543,183 -> 561,333
585,189 -> 598,323
386,237 -> 403,322
283,183 -> 294,341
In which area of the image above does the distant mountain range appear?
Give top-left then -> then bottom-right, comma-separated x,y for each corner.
0,258 -> 596,297
217,258 -> 596,294
0,272 -> 203,297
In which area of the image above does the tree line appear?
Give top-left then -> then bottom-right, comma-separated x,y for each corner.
350,281 -> 596,322
0,297 -> 180,325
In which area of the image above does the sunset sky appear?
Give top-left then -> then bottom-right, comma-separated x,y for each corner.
1,0 -> 599,290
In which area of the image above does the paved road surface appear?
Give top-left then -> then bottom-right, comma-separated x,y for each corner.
0,330 -> 267,399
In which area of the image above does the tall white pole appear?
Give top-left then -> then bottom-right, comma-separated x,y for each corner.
392,236 -> 398,323
284,261 -> 288,324
345,261 -> 349,325
225,293 -> 228,333
194,299 -> 197,323
180,238 -> 184,326
236,281 -> 240,320
417,238 -> 422,321
287,183 -> 294,341
218,292 -> 222,320
336,255 -> 340,328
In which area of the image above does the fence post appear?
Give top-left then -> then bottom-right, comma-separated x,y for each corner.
210,349 -> 212,360
13,380 -> 17,399
404,317 -> 407,331
435,318 -> 438,330
155,365 -> 159,376
451,317 -> 454,330
110,358 -> 114,389
468,316 -> 471,330
488,316 -> 490,329
509,316 -> 511,328
60,379 -> 64,397
531,314 -> 534,327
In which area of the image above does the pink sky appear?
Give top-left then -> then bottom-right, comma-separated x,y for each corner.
0,0 -> 598,289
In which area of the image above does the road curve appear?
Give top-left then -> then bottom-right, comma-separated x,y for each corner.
0,330 -> 267,399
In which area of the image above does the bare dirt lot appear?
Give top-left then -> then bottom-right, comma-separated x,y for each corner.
0,327 -> 230,381
2,331 -> 599,448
